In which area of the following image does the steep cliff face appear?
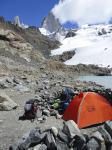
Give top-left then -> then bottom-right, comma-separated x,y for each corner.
41,12 -> 61,33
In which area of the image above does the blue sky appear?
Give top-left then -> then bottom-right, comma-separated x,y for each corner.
0,0 -> 59,27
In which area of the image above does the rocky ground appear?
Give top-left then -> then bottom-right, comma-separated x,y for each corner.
0,71 -> 108,150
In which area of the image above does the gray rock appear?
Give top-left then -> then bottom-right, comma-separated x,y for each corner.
9,138 -> 27,150
63,120 -> 85,139
44,86 -> 50,90
29,128 -> 46,145
90,131 -> 106,150
51,127 -> 58,137
44,91 -> 49,95
37,118 -> 43,121
56,114 -> 62,119
92,131 -> 104,142
17,137 -> 31,150
58,130 -> 69,143
33,144 -> 47,150
0,82 -> 8,89
50,110 -> 58,116
87,138 -> 102,150
15,85 -> 30,92
41,74 -> 47,78
45,131 -> 56,149
13,77 -> 21,84
42,109 -> 50,117
6,77 -> 13,83
65,31 -> 76,38
71,135 -> 87,150
42,116 -> 47,121
34,95 -> 42,102
40,120 -> 46,124
56,138 -> 69,150
104,121 -> 112,137
43,80 -> 49,85
98,127 -> 112,143
0,93 -> 18,111
37,86 -> 44,92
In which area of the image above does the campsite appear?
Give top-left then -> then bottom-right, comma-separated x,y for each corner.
0,72 -> 112,150
0,0 -> 112,149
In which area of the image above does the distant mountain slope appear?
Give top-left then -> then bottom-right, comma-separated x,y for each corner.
0,16 -> 60,58
51,24 -> 112,68
0,16 -> 61,76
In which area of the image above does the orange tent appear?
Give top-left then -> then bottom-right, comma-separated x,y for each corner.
63,92 -> 112,128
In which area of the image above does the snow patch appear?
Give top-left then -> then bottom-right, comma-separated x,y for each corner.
51,24 -> 112,67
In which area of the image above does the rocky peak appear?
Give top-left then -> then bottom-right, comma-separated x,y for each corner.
41,12 -> 61,33
13,16 -> 21,27
12,16 -> 28,29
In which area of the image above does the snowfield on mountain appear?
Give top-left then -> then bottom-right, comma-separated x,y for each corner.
51,24 -> 112,68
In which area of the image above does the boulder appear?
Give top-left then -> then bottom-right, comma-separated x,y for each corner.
57,130 -> 69,143
50,127 -> 58,138
73,135 -> 87,149
13,77 -> 21,84
87,138 -> 102,150
15,85 -> 30,92
45,131 -> 56,149
56,138 -> 69,150
104,121 -> 112,137
9,138 -> 27,150
0,82 -> 8,89
33,144 -> 47,150
16,129 -> 46,150
87,131 -> 106,150
63,120 -> 85,139
98,127 -> 112,146
0,93 -> 18,111
29,128 -> 46,144
65,31 -> 76,38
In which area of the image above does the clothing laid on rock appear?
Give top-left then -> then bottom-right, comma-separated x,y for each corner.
19,99 -> 38,120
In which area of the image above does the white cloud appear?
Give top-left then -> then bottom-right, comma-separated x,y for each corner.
52,0 -> 112,26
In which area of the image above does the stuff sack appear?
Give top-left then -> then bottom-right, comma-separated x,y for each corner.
24,103 -> 32,112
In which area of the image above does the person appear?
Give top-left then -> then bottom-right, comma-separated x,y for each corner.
60,87 -> 75,110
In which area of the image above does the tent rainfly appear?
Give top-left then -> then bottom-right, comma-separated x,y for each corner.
63,92 -> 112,128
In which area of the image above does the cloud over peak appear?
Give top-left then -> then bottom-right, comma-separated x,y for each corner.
52,0 -> 112,26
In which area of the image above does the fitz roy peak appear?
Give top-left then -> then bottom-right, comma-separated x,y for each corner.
41,12 -> 61,33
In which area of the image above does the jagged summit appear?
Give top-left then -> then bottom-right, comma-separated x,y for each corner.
41,12 -> 61,33
12,16 -> 28,29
